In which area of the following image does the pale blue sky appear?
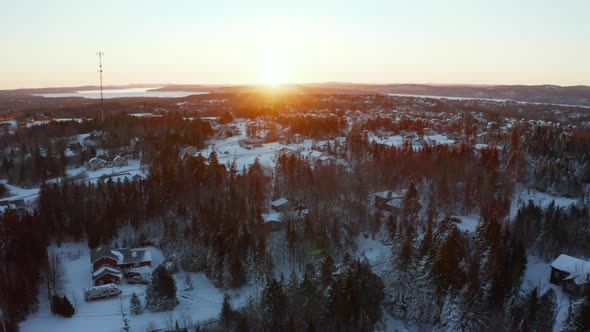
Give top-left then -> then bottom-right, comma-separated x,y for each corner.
2,0 -> 589,88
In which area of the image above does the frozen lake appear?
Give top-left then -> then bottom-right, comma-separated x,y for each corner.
388,93 -> 590,108
34,87 -> 209,99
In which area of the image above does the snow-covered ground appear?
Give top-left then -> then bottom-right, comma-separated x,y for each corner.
453,214 -> 480,233
510,186 -> 580,219
368,132 -> 456,147
66,159 -> 145,184
20,242 -> 256,332
194,121 -> 335,171
522,255 -> 572,332
0,160 -> 145,210
356,234 -> 390,270
1,181 -> 40,203
369,133 -> 404,147
425,134 -> 455,145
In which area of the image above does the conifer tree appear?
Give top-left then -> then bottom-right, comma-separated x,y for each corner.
145,265 -> 178,311
60,295 -> 75,317
219,293 -> 235,330
130,292 -> 143,315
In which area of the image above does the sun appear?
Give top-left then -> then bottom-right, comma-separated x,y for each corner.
258,56 -> 290,85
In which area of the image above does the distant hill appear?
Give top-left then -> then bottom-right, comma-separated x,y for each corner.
152,84 -> 381,95
300,83 -> 590,106
5,84 -> 163,94
152,83 -> 590,106
4,83 -> 590,106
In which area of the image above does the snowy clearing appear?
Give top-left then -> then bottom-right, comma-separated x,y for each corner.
522,255 -> 573,332
20,242 -> 256,332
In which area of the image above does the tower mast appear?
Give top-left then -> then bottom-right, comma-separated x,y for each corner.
97,51 -> 104,123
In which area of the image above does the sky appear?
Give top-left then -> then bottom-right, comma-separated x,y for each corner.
2,0 -> 590,89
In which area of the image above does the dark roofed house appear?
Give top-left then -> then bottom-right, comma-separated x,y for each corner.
115,248 -> 152,269
550,254 -> 590,297
90,245 -> 152,285
374,190 -> 403,213
90,245 -> 119,271
113,155 -> 128,167
87,157 -> 108,171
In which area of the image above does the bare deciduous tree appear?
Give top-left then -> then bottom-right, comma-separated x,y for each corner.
45,250 -> 64,298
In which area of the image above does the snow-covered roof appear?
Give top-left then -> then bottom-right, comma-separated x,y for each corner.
90,245 -> 118,264
308,150 -> 322,158
88,157 -> 107,164
111,250 -> 124,264
551,254 -> 590,285
129,113 -> 162,118
262,212 -> 283,223
374,190 -> 402,200
271,197 -> 289,207
91,245 -> 151,266
385,198 -> 403,209
115,248 -> 152,265
84,283 -> 119,293
92,265 -> 123,279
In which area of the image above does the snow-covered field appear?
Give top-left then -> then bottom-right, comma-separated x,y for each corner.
65,159 -> 145,184
1,181 -> 40,203
20,243 -> 256,332
195,121 -> 337,171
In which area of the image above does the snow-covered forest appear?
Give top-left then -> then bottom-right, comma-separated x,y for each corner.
1,93 -> 590,331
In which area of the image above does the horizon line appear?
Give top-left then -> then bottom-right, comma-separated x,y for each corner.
4,81 -> 590,91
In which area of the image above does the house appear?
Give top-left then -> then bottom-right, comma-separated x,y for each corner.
402,134 -> 418,144
316,154 -> 335,166
412,137 -> 427,146
92,265 -> 123,286
238,137 -> 264,149
90,245 -> 119,271
90,245 -> 152,286
374,191 -> 403,213
90,245 -> 121,285
261,212 -> 284,232
550,254 -> 590,297
0,199 -> 29,216
277,147 -> 298,158
220,125 -> 241,137
179,146 -> 199,158
115,248 -> 152,269
293,133 -> 304,144
87,157 -> 108,171
259,209 -> 308,233
113,155 -> 128,167
271,197 -> 291,212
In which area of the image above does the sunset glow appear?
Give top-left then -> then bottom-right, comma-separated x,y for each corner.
258,56 -> 291,85
1,0 -> 589,88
